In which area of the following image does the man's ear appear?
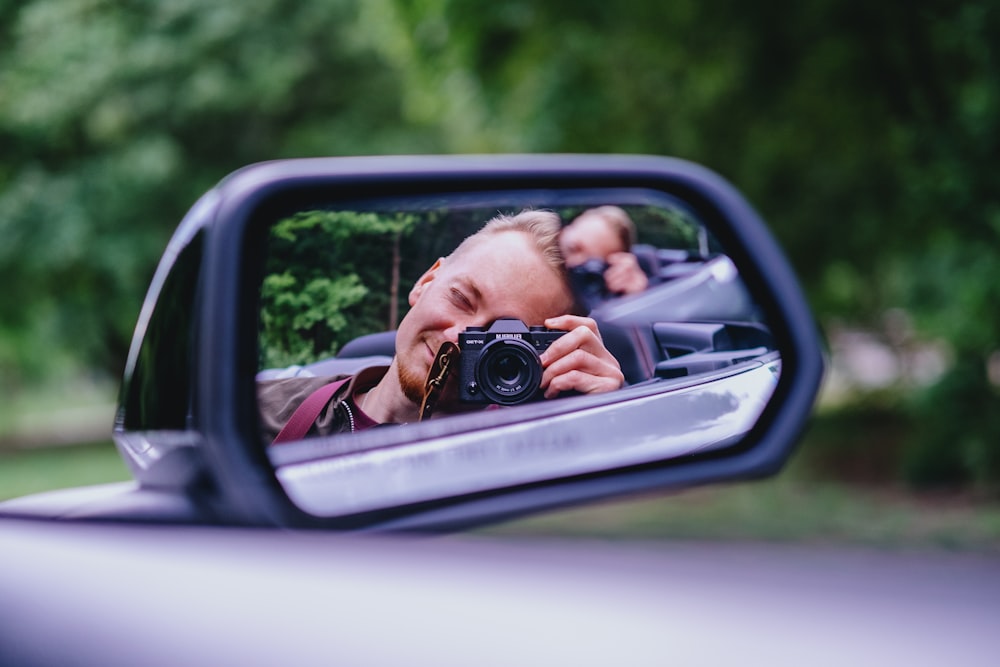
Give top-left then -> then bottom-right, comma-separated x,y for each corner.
408,258 -> 444,306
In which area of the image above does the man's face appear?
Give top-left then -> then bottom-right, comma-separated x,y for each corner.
394,231 -> 574,406
559,214 -> 624,268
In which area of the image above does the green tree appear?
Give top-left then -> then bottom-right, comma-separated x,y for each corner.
259,210 -> 419,368
0,0 -> 437,388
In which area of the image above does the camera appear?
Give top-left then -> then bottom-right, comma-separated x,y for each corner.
458,318 -> 567,406
568,258 -> 610,312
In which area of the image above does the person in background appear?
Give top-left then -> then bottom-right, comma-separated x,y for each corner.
560,206 -> 650,305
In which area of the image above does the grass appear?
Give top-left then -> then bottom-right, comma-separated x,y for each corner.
0,441 -> 130,502
485,432 -> 1000,555
0,377 -> 126,501
2,430 -> 998,556
0,378 -> 116,449
483,473 -> 1000,554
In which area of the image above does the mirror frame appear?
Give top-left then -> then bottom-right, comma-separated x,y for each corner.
190,155 -> 823,530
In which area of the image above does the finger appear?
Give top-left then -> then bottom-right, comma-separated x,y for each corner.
604,267 -> 629,293
607,252 -> 638,269
543,315 -> 601,340
539,324 -> 604,366
541,346 -> 624,398
542,346 -> 620,385
543,367 -> 623,398
605,263 -> 647,294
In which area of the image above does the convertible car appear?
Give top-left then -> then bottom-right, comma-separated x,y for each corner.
4,155 -> 993,666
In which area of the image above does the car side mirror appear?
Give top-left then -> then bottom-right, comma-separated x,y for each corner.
114,155 -> 824,530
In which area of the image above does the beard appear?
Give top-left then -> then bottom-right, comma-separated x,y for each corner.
396,342 -> 466,416
396,357 -> 426,406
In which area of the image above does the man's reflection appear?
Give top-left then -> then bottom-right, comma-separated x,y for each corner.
260,210 -> 623,442
560,207 -> 651,305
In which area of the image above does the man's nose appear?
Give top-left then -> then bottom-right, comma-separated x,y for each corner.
442,324 -> 465,343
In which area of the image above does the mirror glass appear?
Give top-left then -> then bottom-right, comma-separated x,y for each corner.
256,188 -> 780,517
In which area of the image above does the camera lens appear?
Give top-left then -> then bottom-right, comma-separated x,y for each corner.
476,339 -> 543,406
494,354 -> 523,384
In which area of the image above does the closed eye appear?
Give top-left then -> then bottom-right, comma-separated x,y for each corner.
449,287 -> 474,312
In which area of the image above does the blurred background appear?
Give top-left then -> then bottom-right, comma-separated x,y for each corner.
1,0 -> 997,551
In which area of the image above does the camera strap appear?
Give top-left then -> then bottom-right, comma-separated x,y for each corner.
420,341 -> 460,421
271,378 -> 350,444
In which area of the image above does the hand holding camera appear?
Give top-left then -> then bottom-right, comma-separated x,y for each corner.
568,253 -> 649,311
604,251 -> 649,295
458,318 -> 566,405
458,316 -> 624,406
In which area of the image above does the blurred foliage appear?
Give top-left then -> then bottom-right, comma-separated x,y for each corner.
1,0 -> 998,487
903,355 -> 1000,492
0,0 -> 433,387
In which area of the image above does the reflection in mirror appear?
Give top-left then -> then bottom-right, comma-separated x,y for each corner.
256,189 -> 779,517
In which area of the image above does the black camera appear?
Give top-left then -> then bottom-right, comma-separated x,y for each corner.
458,318 -> 566,406
568,258 -> 610,312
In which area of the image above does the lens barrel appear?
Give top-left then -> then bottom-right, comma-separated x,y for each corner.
475,338 -> 543,406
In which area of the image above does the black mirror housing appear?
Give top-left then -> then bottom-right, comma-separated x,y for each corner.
113,155 -> 824,531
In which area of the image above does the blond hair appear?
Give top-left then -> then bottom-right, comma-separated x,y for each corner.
573,206 -> 636,252
451,209 -> 566,276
